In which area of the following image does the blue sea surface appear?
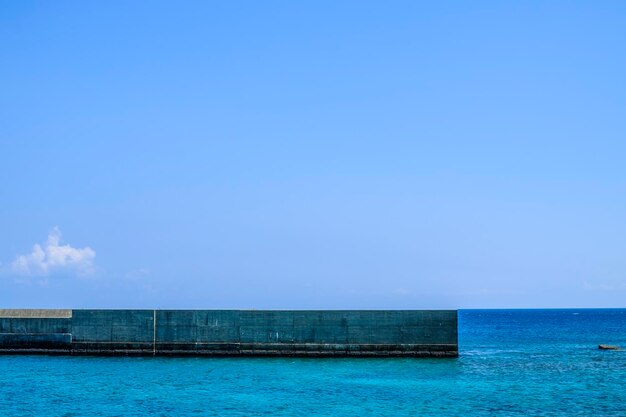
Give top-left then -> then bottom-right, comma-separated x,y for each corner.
1,309 -> 625,416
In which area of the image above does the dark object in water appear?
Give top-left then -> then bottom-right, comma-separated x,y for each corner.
598,344 -> 620,350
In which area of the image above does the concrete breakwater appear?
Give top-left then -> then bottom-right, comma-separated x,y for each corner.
0,309 -> 458,357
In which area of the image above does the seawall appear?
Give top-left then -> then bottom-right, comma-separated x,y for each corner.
0,309 -> 458,357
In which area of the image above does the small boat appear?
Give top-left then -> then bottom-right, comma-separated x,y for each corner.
598,344 -> 620,350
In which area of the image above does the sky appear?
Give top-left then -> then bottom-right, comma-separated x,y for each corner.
1,1 -> 625,309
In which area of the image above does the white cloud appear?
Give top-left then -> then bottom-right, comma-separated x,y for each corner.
124,267 -> 150,280
392,288 -> 410,296
11,227 -> 96,277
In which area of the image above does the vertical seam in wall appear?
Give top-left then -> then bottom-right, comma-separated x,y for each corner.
153,309 -> 156,356
236,311 -> 241,354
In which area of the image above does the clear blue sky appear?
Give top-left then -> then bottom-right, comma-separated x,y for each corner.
1,1 -> 625,309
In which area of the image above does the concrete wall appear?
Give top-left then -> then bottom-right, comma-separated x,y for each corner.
71,310 -> 155,354
0,310 -> 71,352
0,309 -> 457,357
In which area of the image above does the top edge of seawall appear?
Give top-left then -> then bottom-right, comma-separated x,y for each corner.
0,309 -> 73,318
73,309 -> 457,311
0,309 -> 457,318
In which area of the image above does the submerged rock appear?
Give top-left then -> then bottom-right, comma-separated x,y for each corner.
598,344 -> 620,350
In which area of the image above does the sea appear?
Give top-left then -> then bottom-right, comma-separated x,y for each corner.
1,309 -> 624,416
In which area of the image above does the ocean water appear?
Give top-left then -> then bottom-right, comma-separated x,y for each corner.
1,309 -> 625,416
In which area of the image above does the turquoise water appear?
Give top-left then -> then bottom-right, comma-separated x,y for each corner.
1,309 -> 625,416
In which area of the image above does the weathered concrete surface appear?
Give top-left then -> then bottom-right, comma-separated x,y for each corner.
0,309 -> 72,318
0,309 -> 458,357
0,310 -> 72,353
71,310 -> 155,355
